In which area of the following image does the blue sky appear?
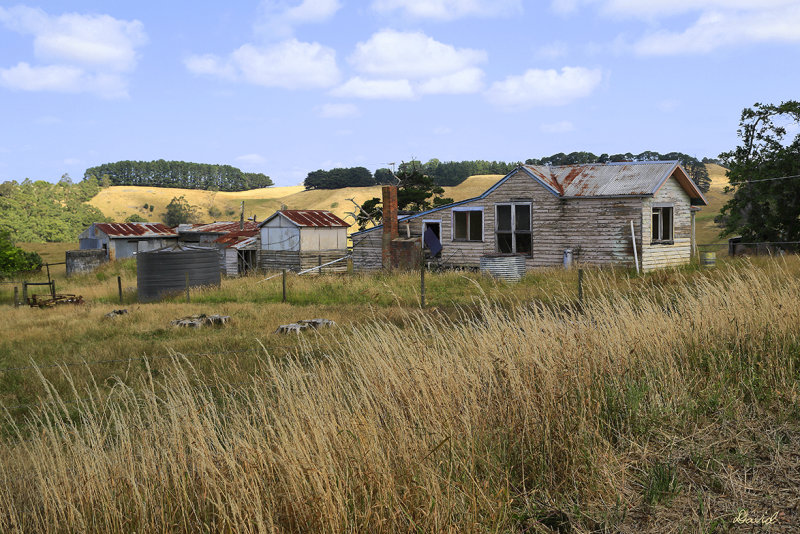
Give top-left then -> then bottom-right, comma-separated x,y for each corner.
1,0 -> 799,186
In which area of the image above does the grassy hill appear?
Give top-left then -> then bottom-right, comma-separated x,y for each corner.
86,167 -> 730,240
695,163 -> 731,245
87,175 -> 506,230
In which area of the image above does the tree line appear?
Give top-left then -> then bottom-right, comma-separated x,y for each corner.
306,153 -> 713,192
84,160 -> 273,191
524,151 -> 711,193
0,175 -> 107,242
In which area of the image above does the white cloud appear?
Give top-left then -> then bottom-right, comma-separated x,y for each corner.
0,6 -> 146,98
350,30 -> 486,79
597,0 -> 798,18
186,40 -> 340,89
485,66 -> 603,109
555,0 -> 800,54
319,103 -> 360,118
283,0 -> 341,23
0,62 -> 128,98
331,77 -> 415,99
372,0 -> 522,20
634,6 -> 800,55
339,30 -> 487,99
417,67 -> 484,94
257,0 -> 341,37
63,157 -> 81,165
540,121 -> 575,133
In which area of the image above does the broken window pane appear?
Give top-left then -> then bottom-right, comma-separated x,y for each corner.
454,211 -> 467,240
516,233 -> 532,255
497,205 -> 512,231
663,207 -> 672,240
515,205 -> 531,231
497,233 -> 513,253
469,211 -> 482,240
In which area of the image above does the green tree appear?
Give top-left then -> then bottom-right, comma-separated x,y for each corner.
163,196 -> 197,226
125,214 -> 147,223
0,230 -> 42,276
717,101 -> 800,241
357,161 -> 453,230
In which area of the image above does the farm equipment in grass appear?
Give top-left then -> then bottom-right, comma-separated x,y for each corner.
27,293 -> 84,308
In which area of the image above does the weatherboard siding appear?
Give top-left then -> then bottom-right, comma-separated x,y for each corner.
640,174 -> 693,271
351,168 -> 700,272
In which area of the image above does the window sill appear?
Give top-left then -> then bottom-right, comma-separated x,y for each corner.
452,239 -> 483,243
650,240 -> 674,246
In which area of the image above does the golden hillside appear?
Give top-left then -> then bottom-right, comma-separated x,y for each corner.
87,167 -> 730,242
695,163 -> 731,244
87,175 -> 506,229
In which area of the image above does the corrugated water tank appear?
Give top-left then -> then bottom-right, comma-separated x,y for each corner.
137,244 -> 220,302
479,254 -> 527,282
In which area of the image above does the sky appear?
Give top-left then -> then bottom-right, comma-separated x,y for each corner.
1,1 -> 799,187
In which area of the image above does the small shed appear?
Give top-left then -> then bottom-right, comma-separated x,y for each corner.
78,222 -> 179,261
214,231 -> 259,277
258,210 -> 349,273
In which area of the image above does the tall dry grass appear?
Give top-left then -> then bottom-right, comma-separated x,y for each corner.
1,260 -> 799,532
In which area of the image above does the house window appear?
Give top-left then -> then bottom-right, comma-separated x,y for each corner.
495,203 -> 532,255
453,208 -> 483,241
652,206 -> 673,244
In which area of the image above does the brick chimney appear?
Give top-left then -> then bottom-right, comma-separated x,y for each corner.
382,185 -> 398,269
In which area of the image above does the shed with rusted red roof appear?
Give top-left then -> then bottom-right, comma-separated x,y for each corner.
258,210 -> 350,273
78,222 -> 179,260
351,161 -> 708,272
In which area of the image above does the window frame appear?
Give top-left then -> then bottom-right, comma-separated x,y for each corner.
451,207 -> 484,242
495,202 -> 532,256
651,204 -> 674,245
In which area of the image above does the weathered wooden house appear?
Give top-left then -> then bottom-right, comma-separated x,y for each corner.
78,223 -> 179,260
352,161 -> 707,272
258,210 -> 350,272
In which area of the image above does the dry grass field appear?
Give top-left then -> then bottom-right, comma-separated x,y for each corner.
87,175 -> 505,225
1,256 -> 799,532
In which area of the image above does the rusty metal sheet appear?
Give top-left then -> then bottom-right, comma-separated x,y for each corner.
523,161 -> 678,197
277,210 -> 350,228
95,222 -> 178,238
182,221 -> 260,234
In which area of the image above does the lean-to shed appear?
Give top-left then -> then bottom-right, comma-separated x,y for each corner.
352,161 -> 708,273
78,222 -> 179,260
258,210 -> 350,273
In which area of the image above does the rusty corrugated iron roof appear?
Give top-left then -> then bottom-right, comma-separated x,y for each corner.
214,228 -> 259,246
180,221 -> 260,234
263,210 -> 350,228
94,222 -> 178,238
522,161 -> 680,197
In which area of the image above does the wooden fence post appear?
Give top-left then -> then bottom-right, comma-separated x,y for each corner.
117,276 -> 123,304
50,280 -> 55,299
282,269 -> 287,303
13,286 -> 19,308
420,261 -> 426,308
22,282 -> 27,305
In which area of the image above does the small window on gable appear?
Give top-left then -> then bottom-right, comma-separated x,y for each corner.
452,209 -> 482,241
495,203 -> 532,256
652,206 -> 673,244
